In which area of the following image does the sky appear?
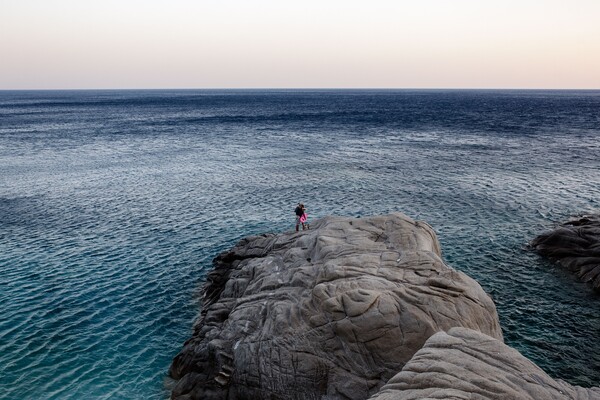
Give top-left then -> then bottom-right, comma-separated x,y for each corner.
1,0 -> 599,89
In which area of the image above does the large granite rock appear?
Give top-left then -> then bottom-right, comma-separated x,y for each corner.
369,327 -> 600,400
169,213 -> 502,399
531,214 -> 600,291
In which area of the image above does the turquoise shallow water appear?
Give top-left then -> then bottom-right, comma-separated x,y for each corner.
1,90 -> 599,399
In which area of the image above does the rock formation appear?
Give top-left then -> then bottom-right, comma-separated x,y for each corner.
169,213 -> 502,399
369,327 -> 600,400
531,214 -> 600,291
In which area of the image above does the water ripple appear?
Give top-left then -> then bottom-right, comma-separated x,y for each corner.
1,90 -> 599,399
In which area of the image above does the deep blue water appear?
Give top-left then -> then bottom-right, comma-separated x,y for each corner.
1,89 -> 599,399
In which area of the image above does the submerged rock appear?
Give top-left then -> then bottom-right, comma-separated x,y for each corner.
369,327 -> 600,400
531,214 -> 600,291
169,213 -> 502,399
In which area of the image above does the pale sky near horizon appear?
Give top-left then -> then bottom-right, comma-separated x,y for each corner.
1,0 -> 599,89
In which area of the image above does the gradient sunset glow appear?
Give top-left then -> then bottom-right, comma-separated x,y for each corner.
1,0 -> 599,89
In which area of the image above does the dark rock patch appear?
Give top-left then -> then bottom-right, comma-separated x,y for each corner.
531,214 -> 600,291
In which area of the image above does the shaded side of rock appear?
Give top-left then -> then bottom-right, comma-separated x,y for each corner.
369,327 -> 600,400
531,214 -> 600,290
169,213 -> 503,400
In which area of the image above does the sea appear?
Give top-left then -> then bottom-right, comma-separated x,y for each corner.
1,89 -> 599,399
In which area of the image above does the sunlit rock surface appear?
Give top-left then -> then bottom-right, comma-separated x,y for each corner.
169,213 -> 502,399
369,327 -> 600,400
532,214 -> 600,291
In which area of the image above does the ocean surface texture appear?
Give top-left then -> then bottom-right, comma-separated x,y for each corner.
1,90 -> 599,399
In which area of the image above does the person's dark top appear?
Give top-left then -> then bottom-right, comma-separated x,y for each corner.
295,206 -> 303,216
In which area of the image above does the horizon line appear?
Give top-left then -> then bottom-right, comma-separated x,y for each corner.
1,87 -> 600,92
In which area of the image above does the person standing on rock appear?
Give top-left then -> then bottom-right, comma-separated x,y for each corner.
300,206 -> 309,230
295,203 -> 306,231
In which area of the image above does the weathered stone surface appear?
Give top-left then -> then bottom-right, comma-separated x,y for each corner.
369,327 -> 600,400
531,214 -> 600,291
169,213 -> 502,399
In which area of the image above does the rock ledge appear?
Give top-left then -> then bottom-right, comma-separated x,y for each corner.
369,327 -> 600,400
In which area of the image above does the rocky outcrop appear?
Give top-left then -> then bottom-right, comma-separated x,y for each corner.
531,214 -> 600,290
169,213 -> 502,399
369,327 -> 600,400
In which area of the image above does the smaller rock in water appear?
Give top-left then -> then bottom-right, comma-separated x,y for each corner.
531,214 -> 600,291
